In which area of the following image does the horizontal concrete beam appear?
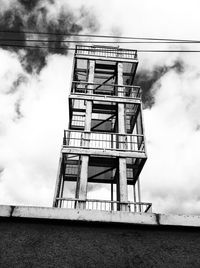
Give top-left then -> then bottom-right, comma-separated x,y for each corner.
1,205 -> 200,228
69,94 -> 141,104
62,147 -> 147,159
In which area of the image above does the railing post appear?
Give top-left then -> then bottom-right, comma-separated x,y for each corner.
85,82 -> 88,94
72,81 -> 75,94
63,130 -> 66,146
134,50 -> 137,60
82,131 -> 91,149
137,178 -> 142,213
80,132 -> 83,147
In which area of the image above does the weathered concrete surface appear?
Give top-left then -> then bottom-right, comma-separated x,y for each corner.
1,205 -> 200,227
1,206 -> 200,267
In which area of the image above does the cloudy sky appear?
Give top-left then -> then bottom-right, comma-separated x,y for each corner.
1,0 -> 200,214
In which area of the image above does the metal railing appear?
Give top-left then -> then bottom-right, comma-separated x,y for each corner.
63,130 -> 145,152
71,114 -> 85,128
75,45 -> 137,60
71,81 -> 141,99
56,198 -> 152,213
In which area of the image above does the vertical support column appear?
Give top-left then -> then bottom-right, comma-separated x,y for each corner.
59,177 -> 65,208
137,177 -> 141,212
75,60 -> 95,208
111,183 -> 114,211
136,107 -> 143,150
53,152 -> 63,207
136,106 -> 144,209
133,184 -> 137,212
117,62 -> 128,211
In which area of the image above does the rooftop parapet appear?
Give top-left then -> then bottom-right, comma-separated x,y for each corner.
1,205 -> 200,228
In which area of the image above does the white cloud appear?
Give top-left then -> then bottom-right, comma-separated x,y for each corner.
141,60 -> 200,214
0,50 -> 73,206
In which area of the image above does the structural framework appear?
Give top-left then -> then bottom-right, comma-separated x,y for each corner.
53,45 -> 152,213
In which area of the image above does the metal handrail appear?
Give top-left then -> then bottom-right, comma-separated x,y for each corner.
63,130 -> 145,152
64,129 -> 144,137
71,81 -> 141,99
72,81 -> 140,88
56,197 -> 152,213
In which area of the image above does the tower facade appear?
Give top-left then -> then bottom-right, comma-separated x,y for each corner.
53,45 -> 152,213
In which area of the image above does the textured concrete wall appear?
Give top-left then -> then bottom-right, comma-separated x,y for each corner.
1,217 -> 200,268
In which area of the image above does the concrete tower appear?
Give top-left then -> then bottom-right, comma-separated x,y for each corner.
53,45 -> 152,213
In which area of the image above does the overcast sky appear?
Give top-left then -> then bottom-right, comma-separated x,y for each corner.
1,0 -> 200,214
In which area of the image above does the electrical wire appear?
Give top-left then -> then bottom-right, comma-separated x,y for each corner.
138,50 -> 200,52
1,30 -> 200,43
0,43 -> 66,50
1,43 -> 200,53
1,31 -> 200,52
1,38 -> 200,44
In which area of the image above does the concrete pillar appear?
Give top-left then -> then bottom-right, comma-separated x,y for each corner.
117,62 -> 128,211
76,60 -> 95,208
111,183 -> 114,211
118,158 -> 128,211
136,107 -> 143,150
133,184 -> 137,212
53,153 -> 63,207
137,178 -> 142,212
78,156 -> 89,200
136,107 -> 143,211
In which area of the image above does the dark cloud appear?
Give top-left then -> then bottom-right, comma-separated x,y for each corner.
0,0 -> 99,74
134,59 -> 185,109
195,124 -> 200,131
21,47 -> 48,74
46,10 -> 82,54
0,168 -> 4,182
8,74 -> 27,94
18,0 -> 42,11
14,100 -> 23,120
79,7 -> 100,33
0,9 -> 26,49
4,74 -> 27,120
172,60 -> 185,74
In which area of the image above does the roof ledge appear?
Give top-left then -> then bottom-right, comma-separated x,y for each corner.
0,205 -> 200,228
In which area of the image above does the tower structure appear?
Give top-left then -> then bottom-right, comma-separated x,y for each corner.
53,45 -> 152,213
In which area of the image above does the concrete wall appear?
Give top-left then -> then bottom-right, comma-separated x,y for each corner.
1,206 -> 200,267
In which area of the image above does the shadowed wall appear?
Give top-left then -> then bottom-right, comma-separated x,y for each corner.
0,218 -> 200,268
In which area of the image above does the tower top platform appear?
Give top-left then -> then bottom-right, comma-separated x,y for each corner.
75,45 -> 138,62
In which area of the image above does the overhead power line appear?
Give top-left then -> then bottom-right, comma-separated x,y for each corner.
1,43 -> 200,53
1,38 -> 200,44
1,30 -> 200,43
138,50 -> 200,52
